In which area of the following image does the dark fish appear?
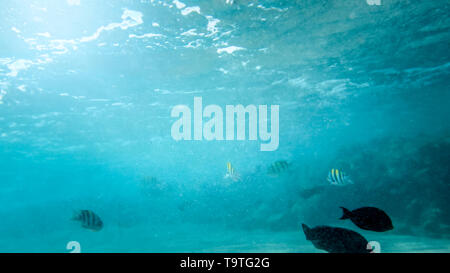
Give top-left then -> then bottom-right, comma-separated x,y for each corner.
72,210 -> 103,231
340,207 -> 393,232
302,224 -> 371,253
267,160 -> 289,176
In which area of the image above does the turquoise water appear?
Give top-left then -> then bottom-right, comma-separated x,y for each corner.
0,0 -> 449,253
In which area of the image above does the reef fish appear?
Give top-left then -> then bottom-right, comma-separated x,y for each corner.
140,176 -> 170,196
72,210 -> 103,231
302,224 -> 371,253
225,162 -> 241,182
327,168 -> 353,186
267,160 -> 289,176
340,207 -> 394,232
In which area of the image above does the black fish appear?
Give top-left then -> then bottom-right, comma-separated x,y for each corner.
72,210 -> 103,231
340,207 -> 393,232
302,224 -> 371,253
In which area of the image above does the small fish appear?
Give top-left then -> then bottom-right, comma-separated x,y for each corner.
267,160 -> 289,176
141,176 -> 159,187
298,185 -> 326,199
225,162 -> 241,182
340,207 -> 394,232
72,210 -> 103,231
302,224 -> 371,253
327,168 -> 353,186
140,176 -> 168,195
178,200 -> 194,211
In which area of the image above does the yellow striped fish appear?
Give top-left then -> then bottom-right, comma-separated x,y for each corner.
267,160 -> 290,176
225,162 -> 241,182
327,168 -> 353,186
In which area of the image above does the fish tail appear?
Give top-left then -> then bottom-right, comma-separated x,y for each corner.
71,210 -> 81,221
339,207 -> 352,220
301,223 -> 311,240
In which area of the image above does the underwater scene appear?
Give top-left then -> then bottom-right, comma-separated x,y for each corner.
0,0 -> 449,253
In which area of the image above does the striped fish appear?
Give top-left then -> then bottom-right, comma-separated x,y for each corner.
72,210 -> 103,231
225,162 -> 241,182
139,176 -> 169,196
267,160 -> 289,176
327,168 -> 353,186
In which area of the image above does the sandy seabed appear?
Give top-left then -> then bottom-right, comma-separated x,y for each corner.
2,223 -> 450,253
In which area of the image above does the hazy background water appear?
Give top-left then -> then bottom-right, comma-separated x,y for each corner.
0,0 -> 449,252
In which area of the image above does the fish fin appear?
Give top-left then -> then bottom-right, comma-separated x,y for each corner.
301,223 -> 311,240
339,207 -> 352,220
71,210 -> 80,221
